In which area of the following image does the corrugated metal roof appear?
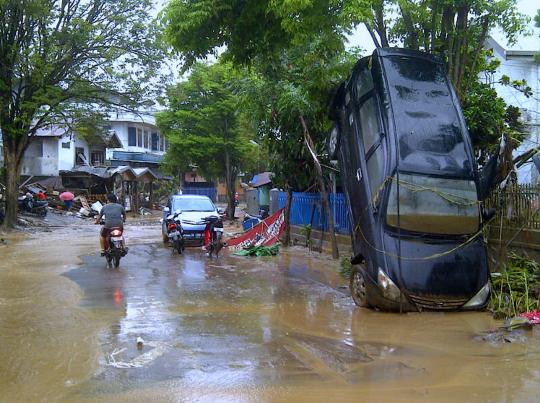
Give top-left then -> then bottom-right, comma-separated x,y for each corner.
250,172 -> 273,188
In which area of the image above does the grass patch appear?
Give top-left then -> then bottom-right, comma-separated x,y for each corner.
339,257 -> 352,279
489,252 -> 540,319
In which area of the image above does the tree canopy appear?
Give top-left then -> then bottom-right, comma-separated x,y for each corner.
156,61 -> 257,218
0,0 -> 164,227
162,0 -> 369,69
366,0 -> 528,98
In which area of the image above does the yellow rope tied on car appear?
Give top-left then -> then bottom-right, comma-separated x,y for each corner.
353,219 -> 490,261
355,174 -> 490,261
371,175 -> 481,208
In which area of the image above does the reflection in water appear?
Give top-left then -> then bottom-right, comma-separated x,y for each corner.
1,226 -> 540,402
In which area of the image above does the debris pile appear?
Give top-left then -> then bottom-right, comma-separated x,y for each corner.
21,179 -> 106,219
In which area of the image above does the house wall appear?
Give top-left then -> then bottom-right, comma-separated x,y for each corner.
21,137 -> 59,176
58,135 -> 75,171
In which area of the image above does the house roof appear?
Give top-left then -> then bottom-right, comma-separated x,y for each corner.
488,1 -> 538,55
486,36 -> 538,59
250,172 -> 273,188
34,126 -> 69,137
133,167 -> 158,182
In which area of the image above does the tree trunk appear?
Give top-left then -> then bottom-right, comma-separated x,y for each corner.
2,151 -> 23,229
282,183 -> 293,246
364,22 -> 381,48
224,149 -> 235,220
299,115 -> 339,259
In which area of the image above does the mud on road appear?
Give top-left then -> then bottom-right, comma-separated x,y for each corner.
1,223 -> 540,402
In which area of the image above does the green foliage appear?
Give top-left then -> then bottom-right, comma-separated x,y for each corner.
300,224 -> 313,247
163,0 -> 370,70
0,0 -> 164,140
71,112 -> 111,146
366,0 -> 529,97
365,1 -> 531,154
462,50 -> 529,157
0,0 -> 166,227
462,81 -> 508,152
238,38 -> 358,191
489,252 -> 540,319
156,61 -> 257,212
339,257 -> 352,279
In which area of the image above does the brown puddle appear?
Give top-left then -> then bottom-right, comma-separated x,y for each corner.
0,223 -> 539,402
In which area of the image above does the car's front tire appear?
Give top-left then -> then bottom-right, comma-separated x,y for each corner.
350,264 -> 370,308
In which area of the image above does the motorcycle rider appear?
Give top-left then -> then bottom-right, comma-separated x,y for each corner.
95,194 -> 126,255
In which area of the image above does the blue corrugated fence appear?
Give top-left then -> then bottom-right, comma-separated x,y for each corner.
278,191 -> 351,234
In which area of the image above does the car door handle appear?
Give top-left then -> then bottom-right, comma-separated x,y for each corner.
356,168 -> 362,182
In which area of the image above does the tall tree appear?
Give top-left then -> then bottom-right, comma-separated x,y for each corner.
364,0 -> 528,99
239,40 -> 358,257
163,0 -> 369,257
156,61 -> 256,220
0,0 -> 163,228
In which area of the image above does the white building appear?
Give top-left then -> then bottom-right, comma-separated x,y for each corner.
105,111 -> 168,169
20,111 -> 168,177
485,36 -> 540,184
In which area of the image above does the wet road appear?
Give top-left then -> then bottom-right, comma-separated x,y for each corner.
1,224 -> 540,402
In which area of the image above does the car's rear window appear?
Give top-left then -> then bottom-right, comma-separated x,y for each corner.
172,197 -> 215,212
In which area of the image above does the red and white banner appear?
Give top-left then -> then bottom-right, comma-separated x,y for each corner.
226,208 -> 285,251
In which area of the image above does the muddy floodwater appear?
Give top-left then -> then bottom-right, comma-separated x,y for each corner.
1,223 -> 540,402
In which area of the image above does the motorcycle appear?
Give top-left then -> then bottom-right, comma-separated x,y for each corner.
99,221 -> 128,268
203,215 -> 224,258
17,195 -> 48,217
165,210 -> 185,254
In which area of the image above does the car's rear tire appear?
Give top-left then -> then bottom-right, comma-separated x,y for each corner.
350,264 -> 370,308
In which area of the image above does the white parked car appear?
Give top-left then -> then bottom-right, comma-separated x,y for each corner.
162,195 -> 222,244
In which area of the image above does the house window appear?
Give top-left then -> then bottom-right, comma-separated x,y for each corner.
128,127 -> 137,146
137,128 -> 143,147
151,132 -> 159,151
144,130 -> 149,149
61,141 -> 71,149
75,147 -> 86,165
91,151 -> 104,166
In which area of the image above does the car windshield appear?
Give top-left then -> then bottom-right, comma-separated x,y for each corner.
172,197 -> 215,212
386,173 -> 479,235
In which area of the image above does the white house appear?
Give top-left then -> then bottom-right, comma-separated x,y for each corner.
20,110 -> 167,178
105,111 -> 168,169
485,36 -> 540,184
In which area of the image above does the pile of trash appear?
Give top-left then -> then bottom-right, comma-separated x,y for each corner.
476,311 -> 540,346
20,179 -> 106,219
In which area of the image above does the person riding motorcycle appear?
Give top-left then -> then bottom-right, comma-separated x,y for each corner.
95,194 -> 126,255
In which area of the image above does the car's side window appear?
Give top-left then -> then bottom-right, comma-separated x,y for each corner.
358,94 -> 385,208
355,68 -> 374,101
359,97 -> 380,153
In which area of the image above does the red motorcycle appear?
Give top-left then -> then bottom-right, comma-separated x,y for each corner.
98,221 -> 128,268
203,215 -> 224,258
